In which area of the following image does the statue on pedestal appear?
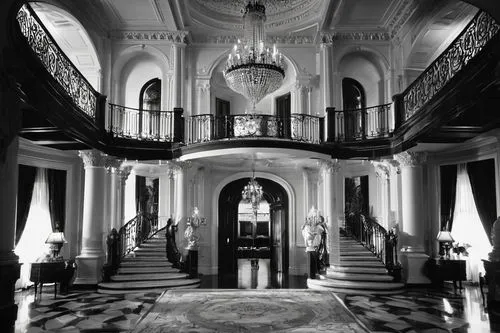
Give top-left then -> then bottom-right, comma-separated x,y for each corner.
301,207 -> 322,252
184,207 -> 206,251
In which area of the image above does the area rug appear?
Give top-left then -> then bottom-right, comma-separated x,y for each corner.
132,289 -> 368,333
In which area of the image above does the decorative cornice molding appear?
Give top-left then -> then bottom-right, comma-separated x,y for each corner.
320,31 -> 390,43
112,30 -> 190,43
393,151 -> 427,168
387,0 -> 418,38
193,35 -> 315,45
78,149 -> 107,168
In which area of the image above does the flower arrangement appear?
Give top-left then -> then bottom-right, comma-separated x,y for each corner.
452,243 -> 471,257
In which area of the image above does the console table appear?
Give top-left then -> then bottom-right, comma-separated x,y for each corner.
428,258 -> 466,291
30,261 -> 75,299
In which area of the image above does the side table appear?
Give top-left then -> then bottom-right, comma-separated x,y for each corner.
30,261 -> 75,299
428,258 -> 466,291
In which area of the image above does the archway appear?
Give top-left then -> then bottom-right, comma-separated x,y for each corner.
218,177 -> 289,288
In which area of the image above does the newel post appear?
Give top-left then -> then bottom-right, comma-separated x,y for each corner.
173,107 -> 184,143
325,107 -> 336,142
392,94 -> 405,131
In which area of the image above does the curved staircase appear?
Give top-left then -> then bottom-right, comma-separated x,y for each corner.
308,234 -> 405,295
98,233 -> 200,294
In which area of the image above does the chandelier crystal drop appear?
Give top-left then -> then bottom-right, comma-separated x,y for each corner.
223,0 -> 286,110
241,176 -> 264,213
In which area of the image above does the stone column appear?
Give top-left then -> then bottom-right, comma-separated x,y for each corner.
106,158 -> 122,231
319,35 -> 334,111
74,150 -> 108,285
171,161 -> 191,249
319,159 -> 341,266
172,43 -> 186,108
393,151 -> 431,284
372,161 -> 391,227
195,79 -> 210,115
117,167 -> 132,228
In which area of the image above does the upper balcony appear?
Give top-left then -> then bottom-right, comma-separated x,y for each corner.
8,3 -> 500,160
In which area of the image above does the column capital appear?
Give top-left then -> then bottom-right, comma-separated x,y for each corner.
78,149 -> 108,168
393,151 -> 427,168
117,166 -> 132,185
371,161 -> 391,179
318,159 -> 341,174
167,160 -> 191,179
105,157 -> 123,173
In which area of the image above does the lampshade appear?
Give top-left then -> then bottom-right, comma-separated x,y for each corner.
436,231 -> 454,242
45,231 -> 67,245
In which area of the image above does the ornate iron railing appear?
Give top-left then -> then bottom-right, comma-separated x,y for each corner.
344,213 -> 400,279
102,213 -> 160,281
186,113 -> 324,144
333,103 -> 393,141
402,11 -> 500,121
16,4 -> 98,119
107,104 -> 184,142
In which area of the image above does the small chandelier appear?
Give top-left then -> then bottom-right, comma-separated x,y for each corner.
241,174 -> 264,213
223,0 -> 286,110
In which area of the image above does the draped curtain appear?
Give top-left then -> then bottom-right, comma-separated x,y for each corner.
451,163 -> 491,282
440,164 -> 458,231
47,169 -> 67,232
467,159 -> 497,242
16,165 -> 37,245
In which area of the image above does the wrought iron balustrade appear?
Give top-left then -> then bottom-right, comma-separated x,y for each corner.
187,113 -> 324,144
402,11 -> 500,121
107,104 -> 184,142
16,4 -> 99,120
344,213 -> 400,279
333,103 -> 393,141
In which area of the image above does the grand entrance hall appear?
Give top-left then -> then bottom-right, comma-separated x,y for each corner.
3,0 -> 500,332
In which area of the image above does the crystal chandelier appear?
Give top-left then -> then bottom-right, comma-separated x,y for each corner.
241,174 -> 264,213
223,0 -> 286,110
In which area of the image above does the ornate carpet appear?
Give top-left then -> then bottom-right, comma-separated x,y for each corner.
132,289 -> 368,333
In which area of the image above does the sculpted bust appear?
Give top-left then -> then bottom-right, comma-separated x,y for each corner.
301,207 -> 323,252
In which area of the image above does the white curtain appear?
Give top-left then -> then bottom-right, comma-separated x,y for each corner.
451,163 -> 492,283
15,168 -> 53,289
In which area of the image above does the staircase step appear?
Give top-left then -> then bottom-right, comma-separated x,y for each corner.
122,257 -> 169,262
133,251 -> 167,257
306,281 -> 404,295
308,277 -> 405,291
97,284 -> 199,295
329,266 -> 388,274
119,261 -> 172,268
140,243 -> 166,248
340,256 -> 380,261
135,247 -> 165,252
117,266 -> 179,274
98,279 -> 201,292
339,261 -> 386,267
110,272 -> 189,281
324,271 -> 394,282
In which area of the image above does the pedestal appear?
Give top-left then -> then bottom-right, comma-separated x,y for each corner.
187,250 -> 198,278
308,251 -> 319,279
400,251 -> 431,284
250,259 -> 259,289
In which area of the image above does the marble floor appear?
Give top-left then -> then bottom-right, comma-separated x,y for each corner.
13,281 -> 499,332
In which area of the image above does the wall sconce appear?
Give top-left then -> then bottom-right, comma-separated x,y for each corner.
436,230 -> 454,259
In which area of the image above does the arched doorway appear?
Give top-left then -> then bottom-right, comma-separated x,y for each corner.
218,177 -> 289,288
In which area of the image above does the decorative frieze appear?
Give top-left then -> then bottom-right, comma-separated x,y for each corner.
194,35 -> 314,45
320,31 -> 390,43
113,30 -> 189,43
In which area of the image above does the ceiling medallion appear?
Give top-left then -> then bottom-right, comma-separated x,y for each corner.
223,0 -> 286,110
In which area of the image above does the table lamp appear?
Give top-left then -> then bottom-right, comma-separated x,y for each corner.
436,230 -> 454,259
45,229 -> 67,259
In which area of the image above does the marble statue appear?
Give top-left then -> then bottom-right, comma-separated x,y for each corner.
489,216 -> 500,261
184,207 -> 206,251
301,207 -> 323,252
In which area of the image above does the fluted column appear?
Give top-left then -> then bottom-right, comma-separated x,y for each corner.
172,43 -> 186,108
195,79 -> 210,115
372,161 -> 392,227
117,167 -> 132,228
319,159 -> 341,266
74,149 -> 108,285
393,151 -> 431,284
171,161 -> 191,249
319,38 -> 334,111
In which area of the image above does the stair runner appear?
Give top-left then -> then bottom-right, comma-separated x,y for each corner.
307,234 -> 405,295
98,234 -> 200,294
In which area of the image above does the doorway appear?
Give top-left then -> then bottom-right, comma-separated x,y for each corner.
218,177 -> 289,288
276,93 -> 291,138
215,97 -> 230,138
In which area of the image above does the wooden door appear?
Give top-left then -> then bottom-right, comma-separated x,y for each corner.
215,98 -> 230,139
276,93 -> 291,138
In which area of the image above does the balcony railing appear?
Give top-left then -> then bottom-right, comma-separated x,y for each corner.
401,10 -> 500,121
107,104 -> 184,142
186,113 -> 324,144
16,4 -> 99,120
331,103 -> 393,142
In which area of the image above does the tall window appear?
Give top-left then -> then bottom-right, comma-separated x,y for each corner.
15,168 -> 53,289
451,164 -> 491,282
